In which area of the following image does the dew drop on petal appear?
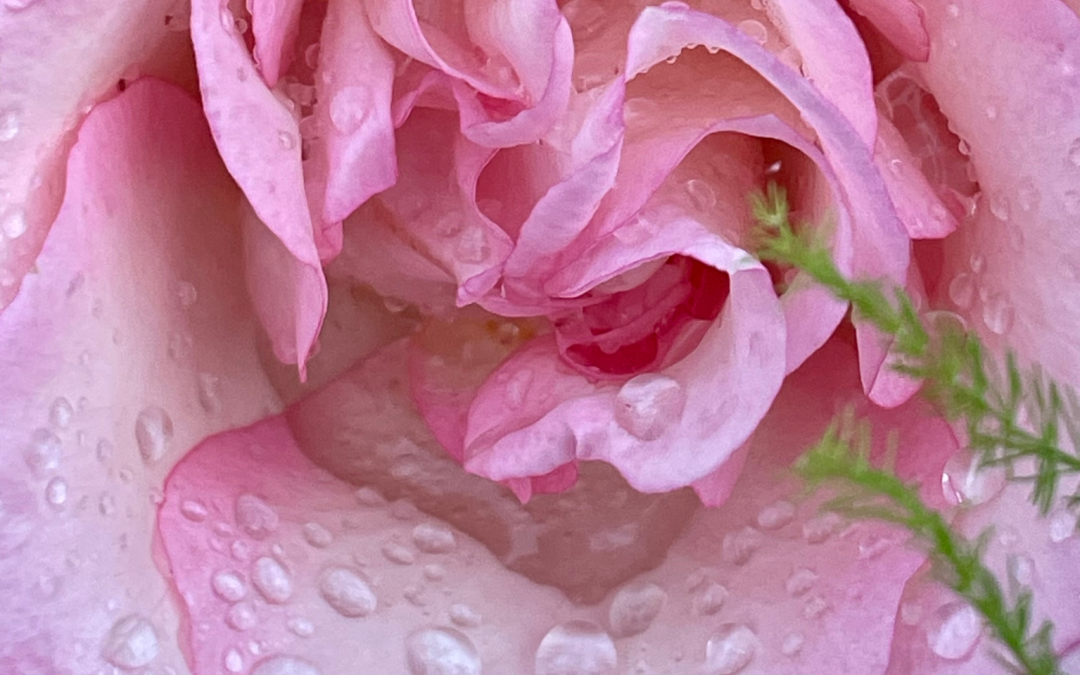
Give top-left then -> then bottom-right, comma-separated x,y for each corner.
225,601 -> 257,631
181,499 -> 209,522
225,648 -> 244,673
453,226 -> 490,264
199,373 -> 222,414
1,208 -> 27,239
615,374 -> 685,441
302,522 -> 333,548
449,604 -> 482,628
134,407 -> 173,464
0,108 -> 20,141
785,567 -> 817,597
693,581 -> 728,616
1049,510 -> 1075,543
24,428 -> 62,473
947,273 -> 975,309
212,570 -> 248,603
982,293 -> 1015,335
49,397 -> 73,429
251,656 -> 323,675
412,523 -> 456,554
721,527 -> 763,566
802,513 -> 841,543
685,178 -> 716,210
329,86 -> 371,134
705,624 -> 758,675
277,130 -> 297,150
926,602 -> 982,661
1069,139 -> 1080,168
101,614 -> 159,669
756,500 -> 795,530
382,542 -> 416,565
941,450 -> 1006,506
288,617 -> 316,637
535,621 -> 617,675
988,194 -> 1010,221
318,567 -> 377,618
235,493 -> 279,540
405,627 -> 482,675
736,19 -> 768,44
45,477 -> 68,507
608,581 -> 666,638
781,633 -> 804,657
252,556 -> 292,603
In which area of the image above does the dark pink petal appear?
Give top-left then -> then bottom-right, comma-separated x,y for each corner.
308,0 -> 398,225
250,0 -> 305,87
844,0 -> 931,62
0,79 -> 280,674
0,0 -> 185,309
190,0 -> 327,370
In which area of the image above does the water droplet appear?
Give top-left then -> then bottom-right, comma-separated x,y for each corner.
252,556 -> 292,603
176,281 -> 197,307
785,567 -> 817,597
277,130 -> 297,150
197,372 -> 222,414
99,492 -> 116,516
225,648 -> 244,673
251,655 -> 323,675
44,397 -> 73,430
693,581 -> 728,616
535,621 -> 617,675
803,594 -> 829,619
926,602 -> 982,660
615,374 -> 685,441
135,406 -> 173,464
287,616 -> 315,637
318,567 -> 377,618
450,604 -> 482,627
101,614 -> 160,669
989,194 -> 1010,221
25,428 -> 62,473
226,601 -> 257,631
736,19 -> 769,45
802,513 -> 841,543
705,624 -> 758,675
1016,180 -> 1040,213
219,7 -> 235,31
946,3 -> 960,17
948,273 -> 975,309
181,499 -> 209,522
0,109 -> 20,141
756,500 -> 795,530
982,293 -> 1015,335
413,523 -> 456,554
329,86 -> 371,134
608,581 -> 666,638
424,564 -> 447,581
383,541 -> 416,565
968,253 -> 985,274
235,493 -> 279,540
356,486 -> 386,506
302,522 -> 333,548
212,570 -> 248,603
96,438 -> 114,463
686,178 -> 716,210
1008,553 -> 1036,586
721,527 -> 763,566
45,477 -> 68,507
781,633 -> 804,657
405,627 -> 482,675
985,105 -> 998,121
1049,510 -> 1074,543
453,226 -> 490,264
941,450 -> 1006,506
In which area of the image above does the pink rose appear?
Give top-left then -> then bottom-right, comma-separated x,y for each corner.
1,0 -> 1078,673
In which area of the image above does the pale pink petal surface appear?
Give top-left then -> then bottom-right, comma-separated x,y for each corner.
250,0 -> 305,87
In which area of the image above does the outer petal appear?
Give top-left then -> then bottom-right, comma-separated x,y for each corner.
0,0 -> 186,308
190,0 -> 328,369
0,80 -> 280,674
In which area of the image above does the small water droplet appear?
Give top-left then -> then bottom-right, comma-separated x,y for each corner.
941,450 -> 1006,506
302,522 -> 333,548
705,624 -> 758,675
212,570 -> 248,603
423,564 -> 447,581
235,493 -> 279,540
412,523 -> 456,554
1008,553 -> 1036,586
450,603 -> 482,627
989,194 -> 1010,221
946,3 -> 960,17
287,616 -> 316,637
614,374 -> 685,441
802,513 -> 841,543
803,594 -> 829,619
982,293 -> 1015,335
25,428 -> 62,473
226,601 -> 257,631
405,627 -> 482,675
948,273 -> 975,309
721,527 -> 763,566
382,542 -> 416,565
1049,510 -> 1074,543
252,556 -> 292,603
329,86 -> 371,134
225,648 -> 244,673
135,407 -> 173,464
781,632 -> 804,657
219,7 -> 235,31
391,499 -> 421,521
785,567 -> 817,597
318,567 -> 377,618
985,105 -> 998,121
968,253 -> 985,274
535,621 -> 617,675
45,476 -> 68,507
608,581 -> 666,638
99,492 -> 116,516
926,602 -> 982,660
453,226 -> 490,264
693,581 -> 728,616
0,109 -> 20,141
96,438 -> 114,463
277,130 -> 297,150
101,614 -> 160,669
181,499 -> 209,522
686,178 -> 716,210
176,281 -> 197,307
356,486 -> 386,506
48,397 -> 73,429
736,19 -> 769,45
1016,179 -> 1040,213
756,500 -> 795,530
251,655 -> 323,675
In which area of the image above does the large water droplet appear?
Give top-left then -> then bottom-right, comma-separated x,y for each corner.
608,581 -> 666,638
413,522 -> 456,554
329,86 -> 371,134
318,567 -> 377,618
101,614 -> 160,669
756,500 -> 795,530
235,493 -> 279,540
49,397 -> 73,429
535,621 -> 617,675
692,581 -> 728,616
212,570 -> 248,603
614,374 -> 685,441
405,627 -> 482,675
135,407 -> 173,464
926,602 -> 982,660
941,450 -> 1006,506
736,19 -> 768,45
24,428 -> 62,473
252,556 -> 293,603
721,527 -> 763,566
45,476 -> 68,507
947,273 -> 975,309
705,624 -> 758,675
251,656 -> 324,675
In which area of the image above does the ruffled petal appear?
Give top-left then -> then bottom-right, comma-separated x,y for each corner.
0,79 -> 280,674
190,0 -> 328,370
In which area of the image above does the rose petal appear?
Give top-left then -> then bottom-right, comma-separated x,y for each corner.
844,0 -> 931,62
250,0 -> 305,87
0,79 -> 280,674
0,0 -> 185,308
190,0 -> 328,370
